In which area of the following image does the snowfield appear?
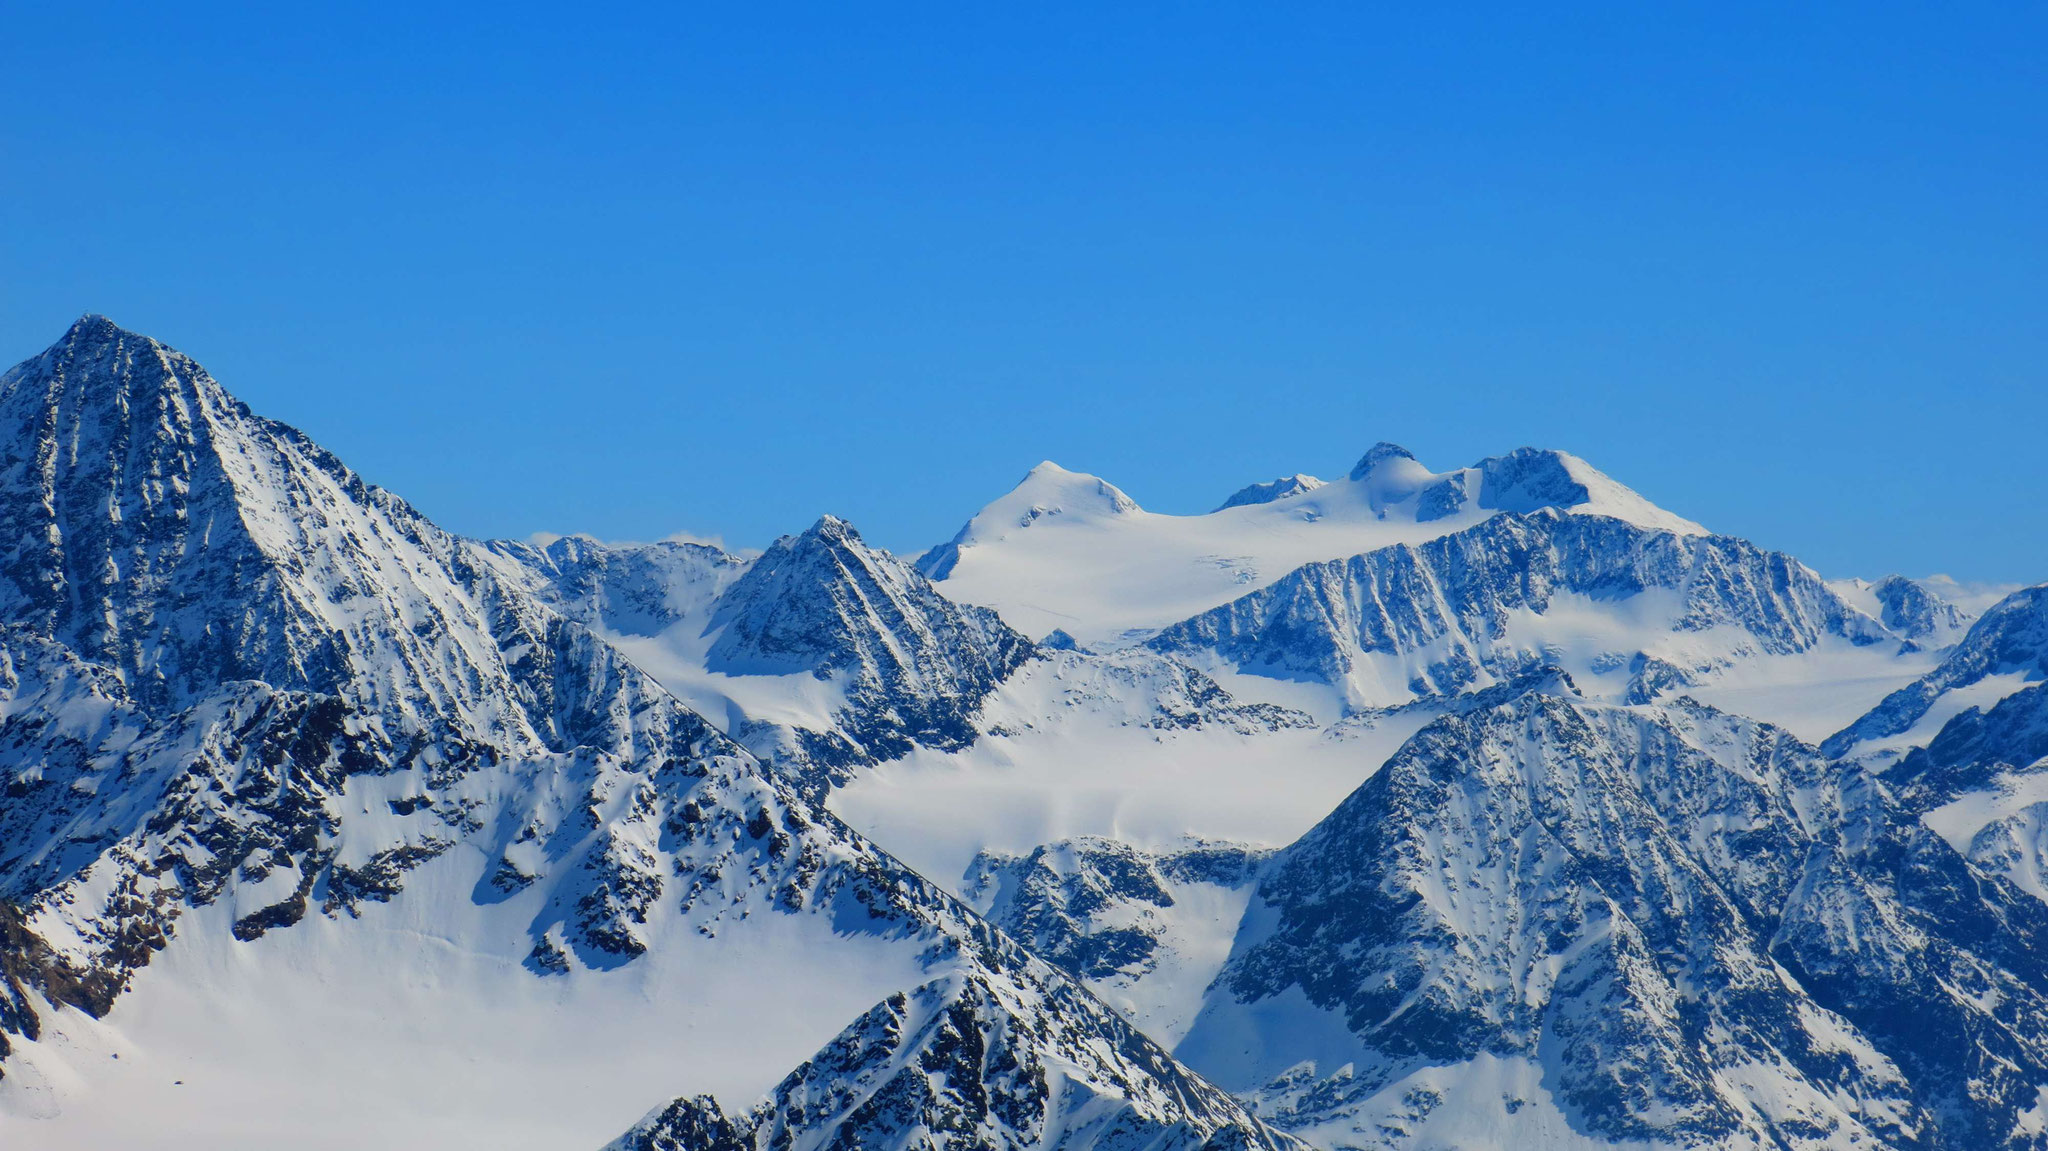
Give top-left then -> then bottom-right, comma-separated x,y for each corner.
0,852 -> 930,1150
920,445 -> 1706,647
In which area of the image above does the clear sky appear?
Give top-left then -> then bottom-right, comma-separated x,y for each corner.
4,2 -> 2042,582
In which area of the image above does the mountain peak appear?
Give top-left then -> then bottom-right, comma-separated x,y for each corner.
1346,441 -> 1417,481
43,313 -> 175,370
66,311 -> 127,339
1474,447 -> 1706,535
1345,441 -> 1441,512
993,461 -> 1141,523
1,316 -> 237,438
0,318 -> 535,721
1215,473 -> 1324,512
804,513 -> 860,544
913,461 -> 1140,588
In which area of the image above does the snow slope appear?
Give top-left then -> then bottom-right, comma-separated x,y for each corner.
0,856 -> 929,1149
827,648 -> 1432,888
921,440 -> 1703,647
963,837 -> 1271,1046
918,444 -> 1706,647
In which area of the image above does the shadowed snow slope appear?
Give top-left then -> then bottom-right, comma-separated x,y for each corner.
825,647 -> 1423,890
1825,584 -> 2048,766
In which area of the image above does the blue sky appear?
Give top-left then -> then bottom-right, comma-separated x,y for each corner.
4,2 -> 2042,581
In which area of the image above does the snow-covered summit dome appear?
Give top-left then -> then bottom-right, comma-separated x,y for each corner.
1346,440 -> 1421,480
920,443 -> 1708,645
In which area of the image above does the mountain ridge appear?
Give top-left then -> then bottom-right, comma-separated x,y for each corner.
0,318 -> 1301,1151
2,315 -> 2042,1151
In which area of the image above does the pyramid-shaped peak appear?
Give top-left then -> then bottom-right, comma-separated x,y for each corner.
42,314 -> 180,366
801,513 -> 865,546
65,312 -> 117,338
67,312 -> 131,340
0,317 -> 519,717
753,515 -> 898,580
4,315 -> 217,406
5,315 -> 202,417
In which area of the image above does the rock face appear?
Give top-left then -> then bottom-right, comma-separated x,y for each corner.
609,968 -> 1311,1151
488,514 -> 1038,797
1342,442 -> 1709,535
975,647 -> 1316,739
1217,475 -> 1325,512
0,320 -> 1279,1150
1825,584 -> 2048,761
1869,575 -> 1972,644
0,315 -> 958,1015
1151,509 -> 1895,708
1345,441 -> 1591,523
965,838 -> 1271,985
483,532 -> 749,639
1893,681 -> 2048,806
960,836 -> 1276,1048
1177,679 -> 2048,1150
1850,590 -> 2048,904
0,315 -> 496,723
705,515 -> 1034,775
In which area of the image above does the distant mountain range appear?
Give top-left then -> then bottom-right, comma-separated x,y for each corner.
2,317 -> 2044,1150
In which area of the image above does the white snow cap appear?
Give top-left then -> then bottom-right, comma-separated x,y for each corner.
921,442 -> 1707,645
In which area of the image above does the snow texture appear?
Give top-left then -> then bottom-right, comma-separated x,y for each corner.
0,318 -> 1278,1151
3,316 -> 2043,1151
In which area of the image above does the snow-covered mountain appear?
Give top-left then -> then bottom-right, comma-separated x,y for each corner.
0,319 -> 1299,1151
1148,507 -> 1920,731
1824,584 -> 2048,766
2,316 -> 2039,1151
487,515 -> 1033,797
484,532 -> 751,640
1828,575 -> 1976,648
916,443 -> 1707,647
1180,679 -> 2048,1149
1216,474 -> 1326,511
610,965 -> 1309,1151
1829,585 -> 2048,914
